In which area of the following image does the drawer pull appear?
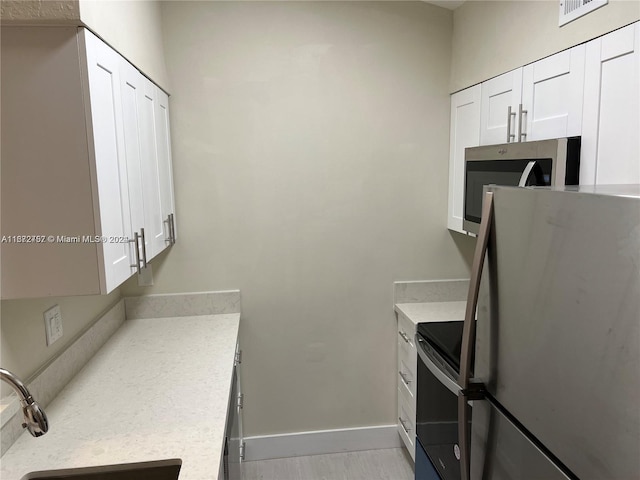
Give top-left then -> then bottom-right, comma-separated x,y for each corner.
398,371 -> 412,386
398,331 -> 410,344
398,417 -> 412,434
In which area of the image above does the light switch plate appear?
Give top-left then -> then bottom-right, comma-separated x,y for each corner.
44,305 -> 63,346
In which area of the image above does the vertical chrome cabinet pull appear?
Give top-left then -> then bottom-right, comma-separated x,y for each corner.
140,228 -> 147,268
165,213 -> 176,245
164,216 -> 171,243
398,330 -> 410,344
458,191 -> 494,480
506,106 -> 516,143
170,213 -> 176,244
129,232 -> 142,274
518,103 -> 528,142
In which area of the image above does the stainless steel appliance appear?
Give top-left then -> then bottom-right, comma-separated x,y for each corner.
456,184 -> 640,480
463,138 -> 580,234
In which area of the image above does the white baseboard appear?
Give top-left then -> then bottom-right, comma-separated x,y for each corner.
243,425 -> 403,462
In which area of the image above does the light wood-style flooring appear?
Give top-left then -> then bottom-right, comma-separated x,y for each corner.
242,448 -> 414,480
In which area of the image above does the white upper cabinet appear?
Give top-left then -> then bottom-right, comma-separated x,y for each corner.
448,85 -> 481,234
448,22 -> 638,235
479,46 -> 586,145
83,30 -> 135,291
0,27 -> 176,299
581,23 -> 640,185
118,49 -> 176,267
521,45 -> 585,141
155,87 -> 177,244
119,55 -> 148,271
139,74 -> 167,259
480,68 -> 523,145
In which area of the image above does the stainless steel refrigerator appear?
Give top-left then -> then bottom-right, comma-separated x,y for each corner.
458,184 -> 640,480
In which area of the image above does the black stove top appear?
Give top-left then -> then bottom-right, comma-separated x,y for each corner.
417,321 -> 465,372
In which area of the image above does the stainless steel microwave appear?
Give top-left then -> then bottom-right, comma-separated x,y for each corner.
463,137 -> 580,234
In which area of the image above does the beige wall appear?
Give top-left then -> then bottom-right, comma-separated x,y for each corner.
451,0 -> 640,92
121,1 -> 475,437
79,0 -> 170,91
0,291 -> 121,397
0,1 -> 80,24
0,1 -> 169,90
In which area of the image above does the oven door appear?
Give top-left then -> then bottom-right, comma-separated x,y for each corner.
416,333 -> 465,480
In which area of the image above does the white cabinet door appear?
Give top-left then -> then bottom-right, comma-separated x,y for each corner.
83,30 -> 134,292
448,85 -> 481,234
581,22 -> 640,185
521,45 -> 586,142
479,68 -> 522,145
139,79 -> 166,259
119,59 -> 147,267
155,87 -> 177,243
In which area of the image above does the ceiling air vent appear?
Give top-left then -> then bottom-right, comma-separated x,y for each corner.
559,0 -> 608,27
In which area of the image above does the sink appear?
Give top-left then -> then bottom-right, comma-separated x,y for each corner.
21,459 -> 181,480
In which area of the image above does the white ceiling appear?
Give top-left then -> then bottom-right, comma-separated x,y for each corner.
423,0 -> 466,10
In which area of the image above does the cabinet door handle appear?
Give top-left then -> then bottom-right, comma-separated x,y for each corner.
170,213 -> 176,244
518,103 -> 527,142
165,213 -> 176,245
140,228 -> 147,268
507,106 -> 516,143
398,371 -> 412,386
398,417 -> 412,434
129,231 -> 141,274
398,331 -> 410,344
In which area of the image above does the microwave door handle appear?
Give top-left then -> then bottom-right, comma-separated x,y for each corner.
459,190 -> 494,480
416,337 -> 461,395
518,161 -> 537,187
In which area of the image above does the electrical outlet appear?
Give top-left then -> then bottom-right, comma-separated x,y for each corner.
44,305 -> 63,346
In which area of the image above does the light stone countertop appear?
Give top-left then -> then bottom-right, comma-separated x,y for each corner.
0,313 -> 240,480
395,301 -> 467,325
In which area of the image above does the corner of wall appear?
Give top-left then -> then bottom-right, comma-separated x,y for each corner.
78,0 -> 171,92
0,1 -> 80,25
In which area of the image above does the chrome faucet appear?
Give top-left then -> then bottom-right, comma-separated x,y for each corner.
0,368 -> 49,437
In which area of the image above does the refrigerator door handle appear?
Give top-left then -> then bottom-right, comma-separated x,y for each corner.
459,190 -> 494,480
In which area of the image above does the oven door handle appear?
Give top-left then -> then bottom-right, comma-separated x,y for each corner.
415,336 -> 461,396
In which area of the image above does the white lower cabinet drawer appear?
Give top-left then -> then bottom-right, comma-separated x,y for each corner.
398,357 -> 416,412
397,389 -> 416,461
397,317 -> 417,399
